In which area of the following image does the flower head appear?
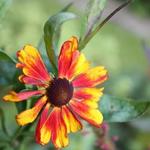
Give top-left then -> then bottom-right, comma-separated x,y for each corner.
3,37 -> 108,148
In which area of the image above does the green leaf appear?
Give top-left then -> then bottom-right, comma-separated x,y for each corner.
38,3 -> 73,72
0,50 -> 25,113
38,39 -> 53,72
100,95 -> 150,122
80,0 -> 107,41
0,107 -> 9,137
79,0 -> 132,50
44,12 -> 77,74
0,50 -> 17,87
0,50 -> 16,63
0,50 -> 24,89
0,101 -> 18,136
0,87 -> 18,135
0,0 -> 12,20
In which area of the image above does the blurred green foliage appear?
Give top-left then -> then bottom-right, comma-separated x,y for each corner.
118,0 -> 150,17
0,0 -> 150,150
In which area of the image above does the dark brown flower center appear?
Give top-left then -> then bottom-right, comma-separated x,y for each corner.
46,78 -> 73,107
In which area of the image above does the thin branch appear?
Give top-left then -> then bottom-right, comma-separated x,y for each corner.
79,0 -> 132,50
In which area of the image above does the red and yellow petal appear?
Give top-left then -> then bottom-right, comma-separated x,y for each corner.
66,51 -> 90,81
61,106 -> 82,133
19,75 -> 47,87
3,90 -> 44,102
69,100 -> 103,127
16,96 -> 47,126
58,37 -> 78,78
40,107 -> 68,148
36,102 -> 51,144
74,88 -> 104,102
16,45 -> 51,85
72,66 -> 108,88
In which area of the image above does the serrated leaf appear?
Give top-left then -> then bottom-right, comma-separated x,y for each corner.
44,12 -> 77,73
100,95 -> 150,122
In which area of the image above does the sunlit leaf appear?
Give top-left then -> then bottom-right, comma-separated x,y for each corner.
100,94 -> 150,122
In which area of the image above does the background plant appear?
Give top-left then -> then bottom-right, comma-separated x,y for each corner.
0,0 -> 150,150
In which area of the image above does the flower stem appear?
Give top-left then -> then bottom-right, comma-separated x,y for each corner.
44,22 -> 58,74
79,0 -> 132,50
11,127 -> 23,141
0,108 -> 10,137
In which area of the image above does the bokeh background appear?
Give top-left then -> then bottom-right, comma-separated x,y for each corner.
0,0 -> 150,150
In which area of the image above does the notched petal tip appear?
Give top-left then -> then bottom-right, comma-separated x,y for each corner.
16,44 -> 51,85
73,66 -> 108,87
70,100 -> 103,128
40,125 -> 51,145
16,96 -> 47,126
58,36 -> 79,78
66,51 -> 90,80
3,91 -> 20,102
62,106 -> 82,134
59,36 -> 78,57
38,108 -> 69,148
36,103 -> 51,145
3,90 -> 45,102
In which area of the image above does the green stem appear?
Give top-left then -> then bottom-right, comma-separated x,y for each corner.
11,127 -> 23,141
0,108 -> 10,137
79,0 -> 132,50
44,23 -> 58,74
10,127 -> 27,149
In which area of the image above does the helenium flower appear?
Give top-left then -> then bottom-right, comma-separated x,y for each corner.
3,36 -> 108,148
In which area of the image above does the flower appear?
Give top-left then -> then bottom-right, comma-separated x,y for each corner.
3,37 -> 108,148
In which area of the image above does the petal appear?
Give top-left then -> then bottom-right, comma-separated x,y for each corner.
36,103 -> 51,144
58,37 -> 78,78
19,75 -> 47,87
61,106 -> 82,133
70,100 -> 103,127
73,66 -> 108,87
3,90 -> 44,102
74,88 -> 104,102
16,45 -> 51,85
16,96 -> 47,126
66,51 -> 89,81
40,107 -> 69,148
